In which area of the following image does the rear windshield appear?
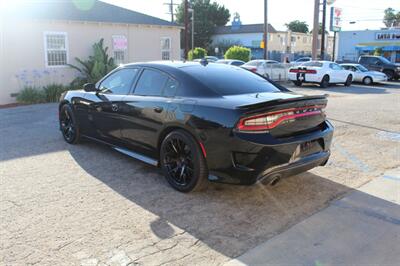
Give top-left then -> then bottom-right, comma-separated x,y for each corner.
181,64 -> 280,95
302,61 -> 323,67
244,61 -> 261,66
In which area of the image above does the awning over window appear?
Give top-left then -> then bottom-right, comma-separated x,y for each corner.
355,42 -> 400,52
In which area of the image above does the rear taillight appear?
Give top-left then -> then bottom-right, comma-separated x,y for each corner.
236,105 -> 325,132
289,69 -> 317,74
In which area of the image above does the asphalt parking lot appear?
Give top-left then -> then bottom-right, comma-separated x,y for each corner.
1,81 -> 399,265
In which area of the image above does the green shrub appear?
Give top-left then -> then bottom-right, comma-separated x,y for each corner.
188,47 -> 207,60
373,47 -> 383,56
68,38 -> 116,85
43,83 -> 68,102
16,86 -> 46,104
224,46 -> 251,62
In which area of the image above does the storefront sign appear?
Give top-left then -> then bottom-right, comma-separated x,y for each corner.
375,32 -> 400,41
330,7 -> 342,32
112,35 -> 127,50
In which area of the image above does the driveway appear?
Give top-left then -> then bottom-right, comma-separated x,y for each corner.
1,82 -> 399,265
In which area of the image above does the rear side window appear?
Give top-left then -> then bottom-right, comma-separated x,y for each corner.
302,61 -> 323,67
164,78 -> 179,97
181,64 -> 280,95
134,69 -> 168,96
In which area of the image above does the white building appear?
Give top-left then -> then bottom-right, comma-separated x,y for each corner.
337,29 -> 400,63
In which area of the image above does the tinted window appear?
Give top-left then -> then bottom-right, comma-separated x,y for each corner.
245,61 -> 261,66
99,68 -> 138,94
330,63 -> 342,70
181,64 -> 280,95
134,69 -> 168,96
164,78 -> 179,97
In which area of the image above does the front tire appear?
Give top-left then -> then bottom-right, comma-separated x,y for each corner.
160,130 -> 208,192
362,76 -> 372,85
320,75 -> 329,88
383,70 -> 394,81
59,104 -> 80,144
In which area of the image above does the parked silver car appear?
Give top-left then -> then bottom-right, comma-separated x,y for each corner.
340,63 -> 387,85
242,60 -> 287,80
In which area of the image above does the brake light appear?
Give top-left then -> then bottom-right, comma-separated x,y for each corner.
289,69 -> 317,74
236,105 -> 325,132
249,67 -> 257,72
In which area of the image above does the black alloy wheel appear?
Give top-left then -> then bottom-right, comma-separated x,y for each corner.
59,104 -> 80,144
345,75 -> 352,86
320,75 -> 329,88
160,130 -> 208,192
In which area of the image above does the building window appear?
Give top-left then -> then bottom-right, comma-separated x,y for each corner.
112,35 -> 128,65
161,37 -> 171,60
114,51 -> 125,65
44,32 -> 68,67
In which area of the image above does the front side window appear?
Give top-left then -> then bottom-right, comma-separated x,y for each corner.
134,69 -> 168,96
161,37 -> 171,60
44,32 -> 68,66
99,68 -> 138,95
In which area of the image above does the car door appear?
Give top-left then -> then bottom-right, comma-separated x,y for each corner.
85,68 -> 139,145
329,63 -> 346,82
119,68 -> 177,157
368,57 -> 381,71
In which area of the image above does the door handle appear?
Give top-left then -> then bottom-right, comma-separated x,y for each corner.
111,104 -> 119,112
153,106 -> 163,113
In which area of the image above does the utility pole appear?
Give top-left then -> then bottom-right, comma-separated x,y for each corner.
190,9 -> 194,51
311,0 -> 320,60
263,0 -> 268,60
184,0 -> 189,59
164,0 -> 177,23
332,31 -> 336,61
320,0 -> 327,60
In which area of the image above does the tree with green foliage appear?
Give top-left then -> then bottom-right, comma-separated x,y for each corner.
68,38 -> 116,86
224,46 -> 251,62
373,47 -> 383,56
383,8 -> 400,27
175,0 -> 230,49
310,23 -> 329,35
285,20 -> 309,33
188,47 -> 207,60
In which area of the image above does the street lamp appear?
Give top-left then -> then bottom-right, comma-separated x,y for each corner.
188,8 -> 194,51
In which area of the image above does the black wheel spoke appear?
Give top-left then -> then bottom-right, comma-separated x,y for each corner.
162,136 -> 195,187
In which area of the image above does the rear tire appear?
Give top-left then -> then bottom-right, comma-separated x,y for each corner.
320,75 -> 329,88
293,81 -> 302,86
160,130 -> 208,192
59,104 -> 81,144
362,76 -> 373,85
344,75 -> 352,86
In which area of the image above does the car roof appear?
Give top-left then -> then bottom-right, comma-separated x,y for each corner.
340,63 -> 359,66
124,60 -> 199,69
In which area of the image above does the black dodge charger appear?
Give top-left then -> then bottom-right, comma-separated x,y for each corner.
59,61 -> 333,192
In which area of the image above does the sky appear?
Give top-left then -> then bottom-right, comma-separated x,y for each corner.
102,0 -> 400,32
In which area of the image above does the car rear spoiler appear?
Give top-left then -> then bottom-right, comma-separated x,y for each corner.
237,94 -> 328,110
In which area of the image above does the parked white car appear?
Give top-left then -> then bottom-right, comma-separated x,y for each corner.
288,61 -> 353,88
242,60 -> 287,81
216,59 -> 245,66
340,63 -> 387,85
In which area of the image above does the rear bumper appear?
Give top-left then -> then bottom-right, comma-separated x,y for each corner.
288,72 -> 321,83
207,121 -> 334,185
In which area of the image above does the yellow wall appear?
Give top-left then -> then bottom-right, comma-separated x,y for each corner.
0,19 -> 181,104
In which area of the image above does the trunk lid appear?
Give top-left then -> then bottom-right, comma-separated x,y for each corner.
236,94 -> 328,137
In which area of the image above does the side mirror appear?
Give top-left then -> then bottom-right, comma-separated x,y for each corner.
83,83 -> 97,92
